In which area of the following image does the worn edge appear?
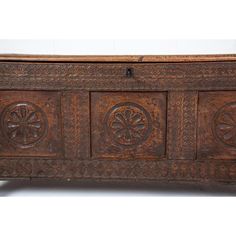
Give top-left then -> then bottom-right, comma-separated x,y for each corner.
1,54 -> 236,62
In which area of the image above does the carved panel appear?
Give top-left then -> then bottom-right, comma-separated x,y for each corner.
198,91 -> 236,159
213,102 -> 236,148
1,62 -> 236,91
62,91 -> 90,160
0,91 -> 62,158
1,102 -> 48,148
91,92 -> 166,159
167,91 -> 198,159
0,158 -> 236,182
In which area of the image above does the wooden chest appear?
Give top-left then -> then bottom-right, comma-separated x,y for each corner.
1,54 -> 236,184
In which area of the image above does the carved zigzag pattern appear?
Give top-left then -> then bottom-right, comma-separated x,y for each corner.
0,159 -> 234,182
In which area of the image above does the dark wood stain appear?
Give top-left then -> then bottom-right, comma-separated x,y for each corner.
0,54 -> 236,184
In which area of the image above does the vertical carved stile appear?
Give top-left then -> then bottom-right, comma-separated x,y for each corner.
62,92 -> 78,159
62,91 -> 90,160
167,91 -> 198,159
77,91 -> 90,159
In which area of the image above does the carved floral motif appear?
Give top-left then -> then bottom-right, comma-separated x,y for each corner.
105,102 -> 152,147
1,102 -> 48,148
213,102 -> 236,148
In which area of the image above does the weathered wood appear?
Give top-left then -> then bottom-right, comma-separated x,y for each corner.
167,91 -> 198,160
0,54 -> 235,185
1,54 -> 236,62
91,92 -> 166,160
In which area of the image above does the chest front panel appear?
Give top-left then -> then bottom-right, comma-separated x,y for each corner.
0,59 -> 236,183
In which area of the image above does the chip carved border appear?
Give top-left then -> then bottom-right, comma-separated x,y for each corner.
62,92 -> 78,159
62,91 -> 90,160
76,91 -> 90,159
1,62 -> 236,91
0,159 -> 235,182
1,62 -> 236,78
167,91 -> 198,159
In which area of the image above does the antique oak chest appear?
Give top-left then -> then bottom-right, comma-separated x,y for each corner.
1,54 -> 236,185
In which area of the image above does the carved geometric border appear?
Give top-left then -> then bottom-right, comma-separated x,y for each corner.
1,62 -> 236,91
62,91 -> 90,160
0,159 -> 235,182
167,91 -> 198,159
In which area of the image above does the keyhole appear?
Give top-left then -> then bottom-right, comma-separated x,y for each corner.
126,68 -> 133,78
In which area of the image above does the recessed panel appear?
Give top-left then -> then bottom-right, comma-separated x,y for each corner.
0,91 -> 62,158
198,91 -> 236,160
91,92 -> 166,160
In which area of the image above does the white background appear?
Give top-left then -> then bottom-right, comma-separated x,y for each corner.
1,0 -> 236,236
1,39 -> 236,54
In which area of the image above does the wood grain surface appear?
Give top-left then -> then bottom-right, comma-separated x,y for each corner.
0,54 -> 236,184
1,54 -> 236,62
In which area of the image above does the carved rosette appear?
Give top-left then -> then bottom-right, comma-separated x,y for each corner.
1,102 -> 48,148
104,102 -> 152,147
213,102 -> 236,148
